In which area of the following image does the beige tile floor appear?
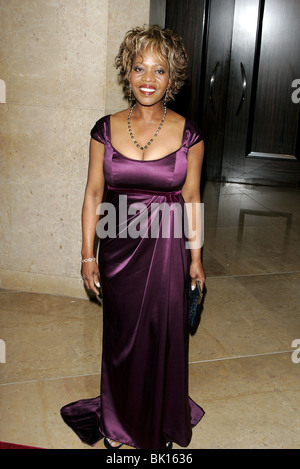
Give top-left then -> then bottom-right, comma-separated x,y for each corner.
0,182 -> 300,449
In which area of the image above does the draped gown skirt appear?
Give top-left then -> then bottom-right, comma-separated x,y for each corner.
60,115 -> 205,449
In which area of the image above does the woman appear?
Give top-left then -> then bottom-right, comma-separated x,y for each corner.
61,24 -> 205,450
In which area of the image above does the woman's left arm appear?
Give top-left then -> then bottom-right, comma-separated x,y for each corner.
181,140 -> 205,290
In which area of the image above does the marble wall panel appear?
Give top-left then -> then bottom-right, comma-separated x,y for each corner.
1,104 -> 102,275
0,0 -> 150,298
0,0 -> 107,109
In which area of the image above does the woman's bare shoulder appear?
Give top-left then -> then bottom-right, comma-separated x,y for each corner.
110,109 -> 130,123
166,108 -> 186,130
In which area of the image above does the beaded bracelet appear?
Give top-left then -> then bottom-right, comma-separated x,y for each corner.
81,257 -> 97,263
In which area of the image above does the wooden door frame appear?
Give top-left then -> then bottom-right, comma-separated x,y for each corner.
149,0 -> 166,26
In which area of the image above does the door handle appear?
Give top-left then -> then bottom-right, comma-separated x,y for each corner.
209,61 -> 219,114
236,62 -> 247,116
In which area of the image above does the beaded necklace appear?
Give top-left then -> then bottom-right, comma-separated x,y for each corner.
127,103 -> 167,151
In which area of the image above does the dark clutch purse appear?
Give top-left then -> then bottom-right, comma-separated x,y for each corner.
188,280 -> 205,332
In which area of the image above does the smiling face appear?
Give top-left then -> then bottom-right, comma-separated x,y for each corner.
129,48 -> 171,106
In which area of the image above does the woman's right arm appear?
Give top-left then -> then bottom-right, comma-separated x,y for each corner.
81,137 -> 105,295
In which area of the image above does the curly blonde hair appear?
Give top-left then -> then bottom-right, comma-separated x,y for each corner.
114,24 -> 189,103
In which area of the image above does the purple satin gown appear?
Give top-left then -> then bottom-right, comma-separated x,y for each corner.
60,115 -> 205,449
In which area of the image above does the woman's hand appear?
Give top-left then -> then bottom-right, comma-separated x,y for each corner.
81,260 -> 101,296
190,259 -> 206,291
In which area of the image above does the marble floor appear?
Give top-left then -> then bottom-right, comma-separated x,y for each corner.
0,182 -> 300,449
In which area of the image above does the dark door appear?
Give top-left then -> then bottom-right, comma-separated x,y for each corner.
164,0 -> 300,186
